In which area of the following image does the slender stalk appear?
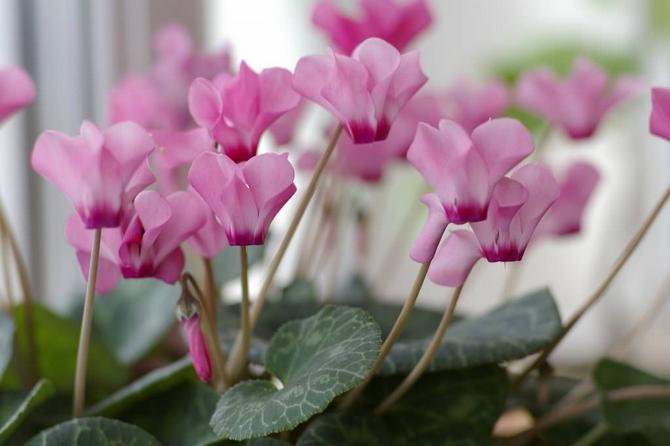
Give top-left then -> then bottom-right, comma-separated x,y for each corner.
295,176 -> 329,277
183,274 -> 230,390
340,263 -> 430,409
1,232 -> 15,309
0,204 -> 38,384
229,246 -> 251,383
73,228 -> 101,417
228,125 -> 343,373
202,257 -> 216,318
501,263 -> 523,301
511,185 -> 670,392
375,284 -> 465,414
572,421 -> 609,446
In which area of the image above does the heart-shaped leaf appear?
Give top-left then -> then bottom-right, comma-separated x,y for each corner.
68,279 -> 180,365
297,365 -> 508,445
211,305 -> 382,440
0,379 -> 54,444
24,417 -> 161,445
6,304 -> 127,398
594,358 -> 670,445
87,357 -> 193,417
0,311 -> 13,379
381,288 -> 561,374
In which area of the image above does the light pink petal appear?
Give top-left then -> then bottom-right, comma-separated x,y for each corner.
181,314 -> 212,382
353,37 -> 401,105
410,193 -> 449,263
268,99 -> 305,146
292,54 -> 332,103
154,24 -> 193,62
471,118 -> 534,183
568,58 -> 607,103
221,172 -> 260,245
103,121 -> 155,184
222,61 -> 260,133
360,0 -> 432,51
188,151 -> 234,218
0,66 -> 35,123
152,128 -> 213,169
188,78 -> 223,129
383,49 -> 428,122
427,230 -> 482,287
153,247 -> 186,285
154,190 -> 208,260
515,67 -> 562,122
188,207 -> 228,259
124,160 -> 155,202
650,87 -> 670,141
133,190 -> 172,246
311,0 -> 363,55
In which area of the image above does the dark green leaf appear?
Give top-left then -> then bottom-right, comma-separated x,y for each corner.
298,365 -> 508,445
363,303 -> 444,341
0,379 -> 54,443
0,311 -> 13,379
381,289 -> 561,374
87,357 -> 193,417
6,304 -> 127,398
594,358 -> 670,445
24,417 -> 161,445
69,279 -> 180,365
121,381 -> 219,446
211,305 -> 382,440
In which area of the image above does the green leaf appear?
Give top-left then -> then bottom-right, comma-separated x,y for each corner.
6,304 -> 127,398
211,305 -> 383,440
0,311 -> 13,379
68,279 -> 180,365
363,303 -> 444,342
120,381 -> 220,446
594,358 -> 670,445
0,379 -> 54,443
87,357 -> 193,417
381,288 -> 561,374
25,417 -> 161,445
297,365 -> 508,445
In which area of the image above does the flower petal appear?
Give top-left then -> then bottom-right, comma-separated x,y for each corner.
409,193 -> 448,263
428,229 -> 482,287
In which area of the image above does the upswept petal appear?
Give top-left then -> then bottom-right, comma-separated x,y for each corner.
410,193 -> 449,264
427,229 -> 482,287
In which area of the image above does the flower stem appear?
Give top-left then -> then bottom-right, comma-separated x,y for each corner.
511,184 -> 670,392
229,246 -> 251,383
340,263 -> 429,409
73,228 -> 101,417
228,125 -> 343,375
572,421 -> 609,446
375,283 -> 465,414
0,203 -> 39,386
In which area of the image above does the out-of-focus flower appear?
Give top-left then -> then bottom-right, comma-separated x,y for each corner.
312,0 -> 432,55
293,37 -> 427,143
516,57 -> 641,140
178,310 -> 212,383
268,99 -> 306,147
188,152 -> 296,246
0,65 -> 35,124
650,87 -> 670,141
32,121 -> 155,228
408,118 -> 534,225
108,24 -> 231,131
189,62 -> 301,162
427,163 -> 559,287
535,161 -> 600,238
65,190 -> 207,290
441,79 -> 508,133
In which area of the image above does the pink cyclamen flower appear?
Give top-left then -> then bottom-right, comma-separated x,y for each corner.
32,121 -> 155,228
535,161 -> 600,238
441,79 -> 508,133
408,118 -> 534,225
516,57 -> 641,139
152,128 -> 214,194
188,62 -> 301,162
650,87 -> 670,141
108,75 -> 181,131
427,163 -> 559,287
65,190 -> 207,291
312,0 -> 432,55
268,99 -> 305,147
189,151 -> 296,246
293,37 -> 428,143
180,313 -> 212,382
0,66 -> 35,124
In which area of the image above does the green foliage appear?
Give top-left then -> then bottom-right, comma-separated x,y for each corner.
24,417 -> 161,445
0,311 -> 13,380
381,289 -> 561,375
210,305 -> 382,440
69,279 -> 180,365
0,379 -> 54,443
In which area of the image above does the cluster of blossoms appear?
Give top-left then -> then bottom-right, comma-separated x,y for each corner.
23,0 -> 642,384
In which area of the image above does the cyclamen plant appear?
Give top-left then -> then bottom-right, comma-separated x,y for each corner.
2,2 -> 670,445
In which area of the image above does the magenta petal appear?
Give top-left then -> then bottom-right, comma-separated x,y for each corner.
188,78 -> 223,129
181,314 -> 212,383
470,118 -> 534,183
650,87 -> 670,141
409,193 -> 448,264
428,230 -> 482,287
0,66 -> 35,124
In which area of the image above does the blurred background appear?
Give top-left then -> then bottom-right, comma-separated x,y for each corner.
0,0 -> 669,375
